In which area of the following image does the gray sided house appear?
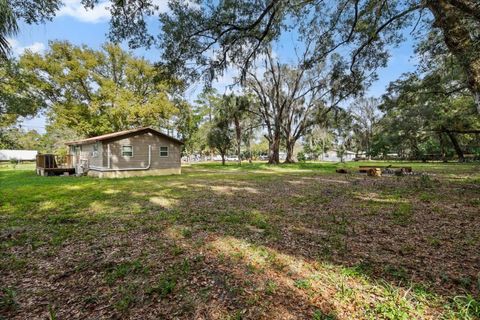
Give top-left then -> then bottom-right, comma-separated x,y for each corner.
65,127 -> 183,178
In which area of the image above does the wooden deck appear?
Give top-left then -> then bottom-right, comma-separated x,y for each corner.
36,154 -> 76,176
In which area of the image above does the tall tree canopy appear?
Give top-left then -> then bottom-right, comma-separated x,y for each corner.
377,40 -> 480,161
245,44 -> 361,164
0,58 -> 45,142
20,41 -> 178,137
0,59 -> 44,124
154,0 -> 480,112
3,0 -> 479,110
349,97 -> 381,158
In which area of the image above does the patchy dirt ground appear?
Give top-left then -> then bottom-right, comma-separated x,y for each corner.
1,162 -> 479,319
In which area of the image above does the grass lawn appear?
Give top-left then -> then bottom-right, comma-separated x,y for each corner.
1,161 -> 479,319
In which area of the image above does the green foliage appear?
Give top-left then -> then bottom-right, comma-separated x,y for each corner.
297,151 -> 306,162
377,36 -> 480,160
450,295 -> 480,319
0,287 -> 17,312
181,227 -> 192,238
264,279 -> 277,295
349,97 -> 381,157
20,41 -> 178,137
391,203 -> 413,225
158,1 -> 419,83
105,260 -> 146,285
8,158 -> 17,168
48,305 -> 57,320
0,59 -> 45,129
417,174 -> 433,189
114,284 -> 138,312
175,101 -> 202,157
294,279 -> 311,290
313,309 -> 336,320
207,117 -> 233,164
0,0 -> 18,58
146,260 -> 192,298
147,276 -> 177,298
303,126 -> 333,160
0,128 -> 44,150
371,282 -> 416,320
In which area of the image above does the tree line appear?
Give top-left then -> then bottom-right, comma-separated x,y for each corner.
1,0 -> 479,162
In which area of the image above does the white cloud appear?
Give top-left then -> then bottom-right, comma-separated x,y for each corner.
58,0 -> 110,23
7,38 -> 45,55
57,0 -> 170,24
23,42 -> 46,54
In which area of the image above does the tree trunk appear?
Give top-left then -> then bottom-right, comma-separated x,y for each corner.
247,127 -> 253,163
221,154 -> 226,165
438,132 -> 447,162
410,139 -> 421,160
284,138 -> 296,163
475,92 -> 480,115
268,132 -> 281,164
234,116 -> 242,165
367,129 -> 372,160
444,129 -> 465,162
427,0 -> 480,114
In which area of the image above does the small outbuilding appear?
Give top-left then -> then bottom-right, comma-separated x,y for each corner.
0,149 -> 38,161
65,127 -> 183,178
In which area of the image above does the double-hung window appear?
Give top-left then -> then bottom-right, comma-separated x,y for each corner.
159,146 -> 168,157
92,142 -> 99,157
122,146 -> 133,157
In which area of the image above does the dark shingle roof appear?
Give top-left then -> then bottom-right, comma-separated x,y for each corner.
65,127 -> 184,145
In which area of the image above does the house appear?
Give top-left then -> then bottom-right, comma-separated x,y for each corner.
0,150 -> 38,161
320,149 -> 356,162
65,127 -> 183,178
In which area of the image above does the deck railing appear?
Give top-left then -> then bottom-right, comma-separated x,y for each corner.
36,154 -> 73,169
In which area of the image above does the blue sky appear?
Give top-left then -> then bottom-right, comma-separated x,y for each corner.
10,1 -> 418,133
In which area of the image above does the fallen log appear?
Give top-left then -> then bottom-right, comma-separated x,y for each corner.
359,165 -> 412,173
367,168 -> 382,177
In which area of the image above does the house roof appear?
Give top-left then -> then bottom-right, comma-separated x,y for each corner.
65,127 -> 184,146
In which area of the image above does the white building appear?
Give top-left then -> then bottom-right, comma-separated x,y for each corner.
320,149 -> 356,162
0,150 -> 38,161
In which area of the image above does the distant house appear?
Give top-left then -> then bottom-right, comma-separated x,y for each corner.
0,150 -> 38,161
65,127 -> 183,178
320,149 -> 356,162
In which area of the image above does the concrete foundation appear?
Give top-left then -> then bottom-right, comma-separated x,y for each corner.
86,167 -> 181,178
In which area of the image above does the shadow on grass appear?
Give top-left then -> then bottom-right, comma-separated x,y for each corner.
1,163 -> 479,318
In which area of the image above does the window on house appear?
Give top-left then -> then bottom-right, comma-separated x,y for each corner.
122,145 -> 133,157
92,142 -> 99,157
159,146 -> 168,157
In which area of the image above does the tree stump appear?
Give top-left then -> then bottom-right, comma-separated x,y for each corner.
367,168 -> 382,177
336,168 -> 349,174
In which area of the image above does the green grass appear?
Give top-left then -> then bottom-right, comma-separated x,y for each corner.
105,259 -> 147,285
1,161 -> 479,319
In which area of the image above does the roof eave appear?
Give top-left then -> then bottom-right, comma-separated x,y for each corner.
64,127 -> 184,146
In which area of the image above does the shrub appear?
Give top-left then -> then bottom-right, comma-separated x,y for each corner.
297,151 -> 307,162
9,158 -> 18,169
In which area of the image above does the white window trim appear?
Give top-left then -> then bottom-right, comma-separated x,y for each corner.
122,145 -> 134,157
159,146 -> 169,157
